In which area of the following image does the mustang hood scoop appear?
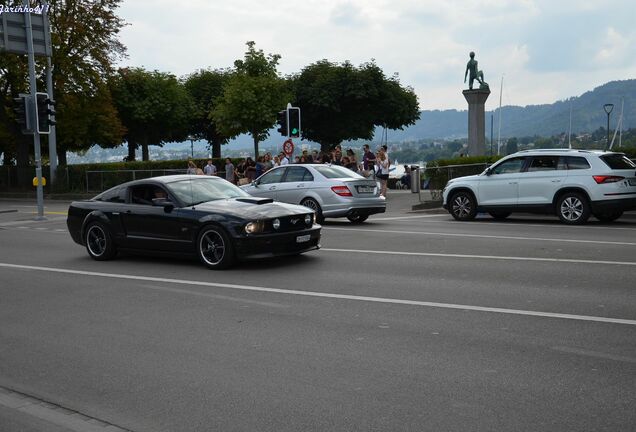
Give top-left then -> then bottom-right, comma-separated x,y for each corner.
236,197 -> 274,205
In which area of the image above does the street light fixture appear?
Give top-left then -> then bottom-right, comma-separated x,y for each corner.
187,135 -> 195,158
603,103 -> 614,150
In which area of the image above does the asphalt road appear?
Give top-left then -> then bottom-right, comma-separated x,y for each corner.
0,196 -> 635,432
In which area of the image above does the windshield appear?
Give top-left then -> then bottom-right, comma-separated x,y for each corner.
314,165 -> 364,179
167,178 -> 250,206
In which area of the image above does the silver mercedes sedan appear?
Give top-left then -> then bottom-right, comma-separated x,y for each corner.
240,164 -> 386,223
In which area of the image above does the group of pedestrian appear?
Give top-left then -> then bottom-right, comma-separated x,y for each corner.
186,143 -> 392,197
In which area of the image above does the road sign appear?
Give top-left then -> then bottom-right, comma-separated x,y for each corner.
0,11 -> 52,57
283,139 -> 294,156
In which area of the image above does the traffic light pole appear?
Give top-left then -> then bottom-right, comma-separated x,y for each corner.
24,1 -> 45,220
44,3 -> 57,185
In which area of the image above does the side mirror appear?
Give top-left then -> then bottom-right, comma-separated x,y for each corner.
485,168 -> 493,176
252,180 -> 259,187
152,198 -> 174,212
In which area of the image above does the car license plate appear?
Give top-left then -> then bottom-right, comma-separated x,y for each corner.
357,186 -> 373,193
629,179 -> 636,186
296,234 -> 311,243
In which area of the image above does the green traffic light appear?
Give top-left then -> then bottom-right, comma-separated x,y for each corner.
291,128 -> 298,134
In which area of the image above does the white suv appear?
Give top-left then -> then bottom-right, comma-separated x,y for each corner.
442,149 -> 636,224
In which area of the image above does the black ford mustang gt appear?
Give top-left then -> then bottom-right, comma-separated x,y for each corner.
67,175 -> 321,269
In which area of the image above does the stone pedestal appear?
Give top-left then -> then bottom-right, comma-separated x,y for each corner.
462,89 -> 490,156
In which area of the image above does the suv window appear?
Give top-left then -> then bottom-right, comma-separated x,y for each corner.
564,156 -> 591,170
528,156 -> 559,171
600,154 -> 636,170
258,167 -> 285,185
284,166 -> 314,182
491,157 -> 526,174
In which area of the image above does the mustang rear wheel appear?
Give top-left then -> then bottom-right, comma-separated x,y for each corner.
449,191 -> 477,221
557,192 -> 590,225
197,226 -> 235,269
85,221 -> 117,261
301,198 -> 324,224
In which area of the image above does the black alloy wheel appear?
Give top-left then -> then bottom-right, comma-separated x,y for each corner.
556,192 -> 590,225
488,211 -> 511,220
346,214 -> 369,224
593,210 -> 623,223
301,198 -> 324,224
85,221 -> 117,261
197,226 -> 234,269
449,191 -> 477,221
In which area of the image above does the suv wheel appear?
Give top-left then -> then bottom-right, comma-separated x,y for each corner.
593,210 -> 623,223
557,192 -> 590,225
449,191 -> 477,221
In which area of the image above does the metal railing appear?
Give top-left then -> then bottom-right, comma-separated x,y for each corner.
85,169 -> 188,192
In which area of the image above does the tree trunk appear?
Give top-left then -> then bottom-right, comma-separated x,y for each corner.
16,138 -> 30,188
252,134 -> 259,158
212,140 -> 221,159
141,135 -> 149,161
127,141 -> 136,162
58,149 -> 67,166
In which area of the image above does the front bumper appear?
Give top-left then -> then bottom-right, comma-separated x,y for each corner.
233,226 -> 321,260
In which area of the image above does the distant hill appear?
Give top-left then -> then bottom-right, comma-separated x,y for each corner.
380,79 -> 636,141
198,79 -> 636,151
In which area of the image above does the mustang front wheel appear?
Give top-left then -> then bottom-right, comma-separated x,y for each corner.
197,226 -> 235,269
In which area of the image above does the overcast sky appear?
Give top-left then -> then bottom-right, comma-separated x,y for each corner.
117,0 -> 636,112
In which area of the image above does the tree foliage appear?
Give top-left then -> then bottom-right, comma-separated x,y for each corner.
110,68 -> 192,161
292,60 -> 419,151
0,0 -> 128,168
183,68 -> 234,158
211,41 -> 290,157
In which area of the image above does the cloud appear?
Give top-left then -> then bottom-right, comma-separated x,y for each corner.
115,0 -> 636,110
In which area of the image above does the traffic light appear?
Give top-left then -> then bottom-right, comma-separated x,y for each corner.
288,107 -> 301,138
13,94 -> 33,134
276,109 -> 288,136
36,92 -> 56,134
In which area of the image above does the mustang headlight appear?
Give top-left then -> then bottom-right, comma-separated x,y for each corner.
304,214 -> 313,225
272,218 -> 281,230
245,221 -> 263,234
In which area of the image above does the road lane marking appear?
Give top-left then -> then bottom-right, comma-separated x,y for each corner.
371,214 -> 447,221
324,227 -> 636,246
388,217 -> 636,231
552,346 -> 636,364
321,247 -> 636,266
1,262 -> 635,326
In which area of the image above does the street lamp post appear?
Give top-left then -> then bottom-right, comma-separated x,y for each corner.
603,103 -> 614,150
187,135 -> 195,158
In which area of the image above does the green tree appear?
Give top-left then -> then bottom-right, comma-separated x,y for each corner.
0,0 -> 128,171
292,60 -> 419,151
212,42 -> 289,157
111,68 -> 193,161
183,69 -> 234,158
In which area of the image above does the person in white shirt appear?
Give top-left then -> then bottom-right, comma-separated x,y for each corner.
203,160 -> 217,176
376,149 -> 390,197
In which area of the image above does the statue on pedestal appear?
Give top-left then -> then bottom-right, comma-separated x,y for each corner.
464,51 -> 489,90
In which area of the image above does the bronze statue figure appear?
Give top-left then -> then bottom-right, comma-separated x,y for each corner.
464,51 -> 489,90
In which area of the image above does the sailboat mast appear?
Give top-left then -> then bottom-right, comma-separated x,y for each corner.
497,75 -> 503,154
568,101 -> 572,149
